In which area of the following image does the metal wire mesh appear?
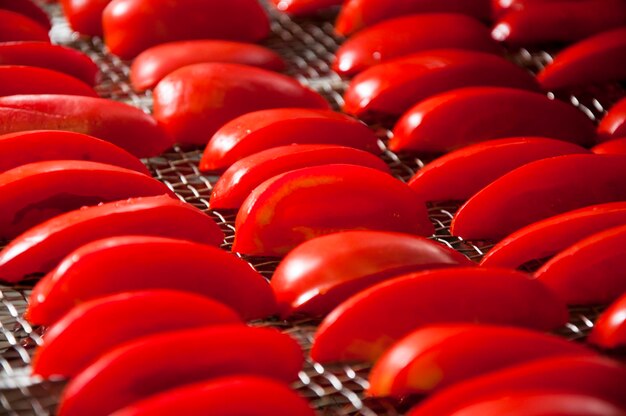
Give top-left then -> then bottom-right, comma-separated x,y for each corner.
0,1 -> 622,415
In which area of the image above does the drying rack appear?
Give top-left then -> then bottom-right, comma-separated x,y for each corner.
0,2 -> 621,415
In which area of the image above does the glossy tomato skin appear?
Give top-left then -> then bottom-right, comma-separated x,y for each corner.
0,195 -> 224,283
334,14 -> 501,76
310,267 -> 568,363
0,66 -> 96,97
408,137 -> 588,202
368,324 -> 594,398
588,293 -> 626,349
534,224 -> 626,305
598,97 -> 626,142
342,50 -> 540,119
271,0 -> 343,16
102,0 -> 271,59
481,202 -> 626,268
233,164 -> 434,257
111,376 -> 316,416
272,231 -> 473,318
0,42 -> 98,86
200,109 -> 379,172
210,145 -> 390,209
0,131 -> 148,175
61,0 -> 111,36
451,154 -> 626,241
593,137 -> 626,154
0,10 -> 49,43
537,27 -> 626,91
153,64 -> 329,145
390,87 -> 596,153
491,0 -> 566,18
491,0 -> 626,47
0,160 -> 172,240
27,236 -> 276,325
33,290 -> 242,378
0,95 -> 173,158
130,40 -> 285,91
335,0 -> 491,36
407,355 -> 626,415
58,325 -> 303,416
0,0 -> 50,30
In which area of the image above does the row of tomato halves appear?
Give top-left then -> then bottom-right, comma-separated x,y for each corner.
2,0 -> 626,415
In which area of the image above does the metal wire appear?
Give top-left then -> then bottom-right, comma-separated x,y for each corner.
0,1 -> 622,415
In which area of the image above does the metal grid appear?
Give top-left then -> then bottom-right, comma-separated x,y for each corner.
0,2 -> 622,415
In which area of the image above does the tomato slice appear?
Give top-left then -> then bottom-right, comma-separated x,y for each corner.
390,87 -> 596,153
481,202 -> 626,268
33,290 -> 242,378
111,376 -> 315,416
310,267 -> 568,363
27,235 -> 276,324
0,94 -> 173,158
57,325 -> 303,416
102,0 -> 270,59
131,40 -> 285,91
272,231 -> 473,318
335,0 -> 491,36
271,0 -> 343,16
368,324 -> 594,398
0,0 -> 50,30
0,195 -> 224,283
0,10 -> 50,43
0,42 -> 98,86
448,390 -> 626,416
534,224 -> 626,305
334,14 -> 501,76
593,137 -> 626,155
537,27 -> 626,91
153,64 -> 329,145
200,109 -> 379,172
408,137 -> 588,202
342,50 -> 539,119
233,164 -> 433,257
61,0 -> 111,36
491,0 -> 626,46
407,355 -> 626,415
598,97 -> 626,142
0,130 -> 148,175
588,293 -> 626,349
451,154 -> 626,241
210,144 -> 390,209
0,160 -> 172,239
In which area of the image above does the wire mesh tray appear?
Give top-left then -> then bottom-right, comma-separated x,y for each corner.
0,1 -> 624,415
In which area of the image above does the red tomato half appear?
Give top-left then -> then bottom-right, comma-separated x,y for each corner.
27,236 -> 276,325
102,0 -> 271,59
593,137 -> 626,154
451,154 -> 626,241
272,231 -> 473,318
0,10 -> 50,43
111,376 -> 315,416
0,94 -> 173,158
0,160 -> 172,239
131,40 -> 285,91
33,290 -> 242,378
0,195 -> 224,283
310,267 -> 568,363
0,42 -> 98,86
200,109 -> 379,172
598,97 -> 626,142
233,164 -> 433,257
271,0 -> 343,16
0,66 -> 96,97
58,326 -> 303,416
153,64 -> 329,145
588,293 -> 626,349
0,130 -> 148,175
368,324 -> 594,398
390,87 -> 596,153
0,0 -> 50,30
61,0 -> 111,36
210,144 -> 390,209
